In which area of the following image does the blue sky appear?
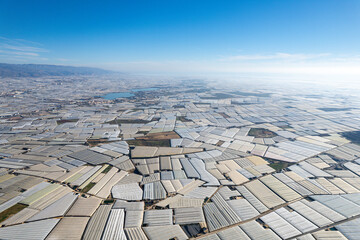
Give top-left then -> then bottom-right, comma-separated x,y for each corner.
1,0 -> 360,79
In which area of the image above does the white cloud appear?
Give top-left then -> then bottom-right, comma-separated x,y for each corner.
1,50 -> 39,56
0,36 -> 48,62
221,52 -> 330,61
0,54 -> 48,62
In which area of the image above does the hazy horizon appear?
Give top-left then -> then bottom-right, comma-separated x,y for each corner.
1,0 -> 360,83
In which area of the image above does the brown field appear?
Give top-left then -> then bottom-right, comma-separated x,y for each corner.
248,128 -> 277,138
136,131 -> 181,140
127,139 -> 171,147
176,116 -> 192,122
87,138 -> 110,147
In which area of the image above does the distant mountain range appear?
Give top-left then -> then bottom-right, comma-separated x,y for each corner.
0,63 -> 113,77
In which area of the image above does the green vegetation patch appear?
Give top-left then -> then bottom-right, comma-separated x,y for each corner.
127,139 -> 171,147
81,182 -> 96,193
269,161 -> 292,172
108,119 -> 150,125
56,119 -> 79,125
0,203 -> 28,223
341,131 -> 360,144
104,199 -> 115,204
248,128 -> 277,138
102,165 -> 112,174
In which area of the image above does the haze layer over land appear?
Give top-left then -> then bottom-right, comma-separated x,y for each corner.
1,0 -> 360,82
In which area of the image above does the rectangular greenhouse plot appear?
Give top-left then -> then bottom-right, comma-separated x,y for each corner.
66,196 -> 101,217
131,146 -> 203,158
47,217 -> 90,240
96,171 -> 128,199
82,205 -> 112,240
260,175 -> 301,202
0,218 -> 60,240
87,166 -> 118,195
244,179 -> 285,209
260,211 -> 301,239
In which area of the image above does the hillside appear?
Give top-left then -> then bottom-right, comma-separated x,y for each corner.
0,63 -> 112,77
